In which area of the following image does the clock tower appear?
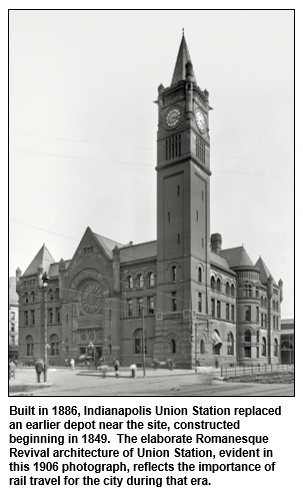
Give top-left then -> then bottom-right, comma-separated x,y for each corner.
154,34 -> 212,367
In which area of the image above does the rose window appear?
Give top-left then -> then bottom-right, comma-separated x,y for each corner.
80,281 -> 103,315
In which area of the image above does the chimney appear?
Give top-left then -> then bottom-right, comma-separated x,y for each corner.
211,233 -> 222,254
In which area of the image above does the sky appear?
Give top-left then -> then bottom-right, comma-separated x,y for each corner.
8,10 -> 294,318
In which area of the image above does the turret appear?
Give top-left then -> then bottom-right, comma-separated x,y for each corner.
210,233 -> 222,254
278,278 -> 284,302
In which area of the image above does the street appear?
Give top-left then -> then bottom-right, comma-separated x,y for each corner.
9,368 -> 294,396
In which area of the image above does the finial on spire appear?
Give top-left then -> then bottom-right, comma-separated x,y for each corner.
182,28 -> 184,36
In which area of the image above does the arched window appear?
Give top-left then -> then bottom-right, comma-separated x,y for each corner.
231,284 -> 235,297
171,266 -> 177,282
147,272 -> 155,287
137,274 -> 144,288
198,267 -> 202,283
260,296 -> 264,308
244,330 -> 251,342
30,291 -> 35,303
25,335 -> 34,356
256,330 -> 260,343
226,282 -> 230,295
274,338 -> 278,357
227,332 -> 234,355
217,278 -> 221,292
200,339 -> 205,355
48,289 -> 54,301
55,288 -> 60,300
213,330 -> 221,355
171,339 -> 176,354
133,329 -> 147,355
256,287 -> 259,298
262,337 -> 266,357
248,285 -> 252,297
127,275 -> 133,289
264,297 -> 267,308
50,334 -> 59,356
24,292 -> 29,304
211,276 -> 215,290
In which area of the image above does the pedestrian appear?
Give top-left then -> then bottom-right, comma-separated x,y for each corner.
114,360 -> 120,378
35,359 -> 44,383
10,360 -> 16,379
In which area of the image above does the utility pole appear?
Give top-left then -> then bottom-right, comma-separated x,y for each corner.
142,305 -> 146,378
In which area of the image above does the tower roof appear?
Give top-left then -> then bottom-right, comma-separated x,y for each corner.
220,245 -> 254,268
171,34 -> 196,86
255,256 -> 277,285
22,244 -> 55,277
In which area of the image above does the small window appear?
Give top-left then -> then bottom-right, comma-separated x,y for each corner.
262,337 -> 266,357
30,291 -> 35,303
31,310 -> 35,326
56,308 -> 61,324
226,282 -> 230,295
198,267 -> 202,283
48,309 -> 54,324
245,306 -> 251,322
127,275 -> 133,289
200,339 -> 205,354
24,293 -> 29,304
217,279 -> 221,292
172,292 -> 177,312
211,299 -> 215,317
274,338 -> 278,357
211,277 -> 215,290
147,296 -> 154,315
55,288 -> 60,300
26,335 -> 34,356
231,305 -> 235,321
177,234 -> 180,244
198,293 -> 202,313
217,301 -> 221,318
127,299 -> 133,317
227,332 -> 234,355
171,266 -> 177,282
171,339 -> 176,354
137,274 -> 144,288
244,329 -> 251,342
168,212 -> 171,223
177,185 -> 180,196
48,289 -> 54,301
137,298 -> 143,316
133,329 -> 147,355
24,311 -> 29,326
50,334 -> 59,356
147,272 -> 155,287
226,303 -> 230,321
231,284 -> 235,297
244,347 -> 251,358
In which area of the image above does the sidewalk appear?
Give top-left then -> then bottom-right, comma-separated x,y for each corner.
9,366 -> 219,395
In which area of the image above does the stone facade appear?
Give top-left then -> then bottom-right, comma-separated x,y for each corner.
15,35 -> 283,368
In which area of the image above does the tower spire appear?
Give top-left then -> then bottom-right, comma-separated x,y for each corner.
171,33 -> 196,86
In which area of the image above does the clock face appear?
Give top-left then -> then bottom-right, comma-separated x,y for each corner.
166,108 -> 181,128
195,109 -> 206,133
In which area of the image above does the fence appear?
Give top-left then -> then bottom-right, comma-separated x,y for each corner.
220,362 -> 294,378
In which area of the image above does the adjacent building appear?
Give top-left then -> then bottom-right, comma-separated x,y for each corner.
9,277 -> 19,361
15,35 -> 283,368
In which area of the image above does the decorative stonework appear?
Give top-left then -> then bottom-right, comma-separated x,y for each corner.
79,281 -> 103,315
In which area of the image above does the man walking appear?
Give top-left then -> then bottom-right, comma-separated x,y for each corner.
35,359 -> 44,383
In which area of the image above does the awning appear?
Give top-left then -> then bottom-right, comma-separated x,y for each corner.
210,331 -> 223,348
